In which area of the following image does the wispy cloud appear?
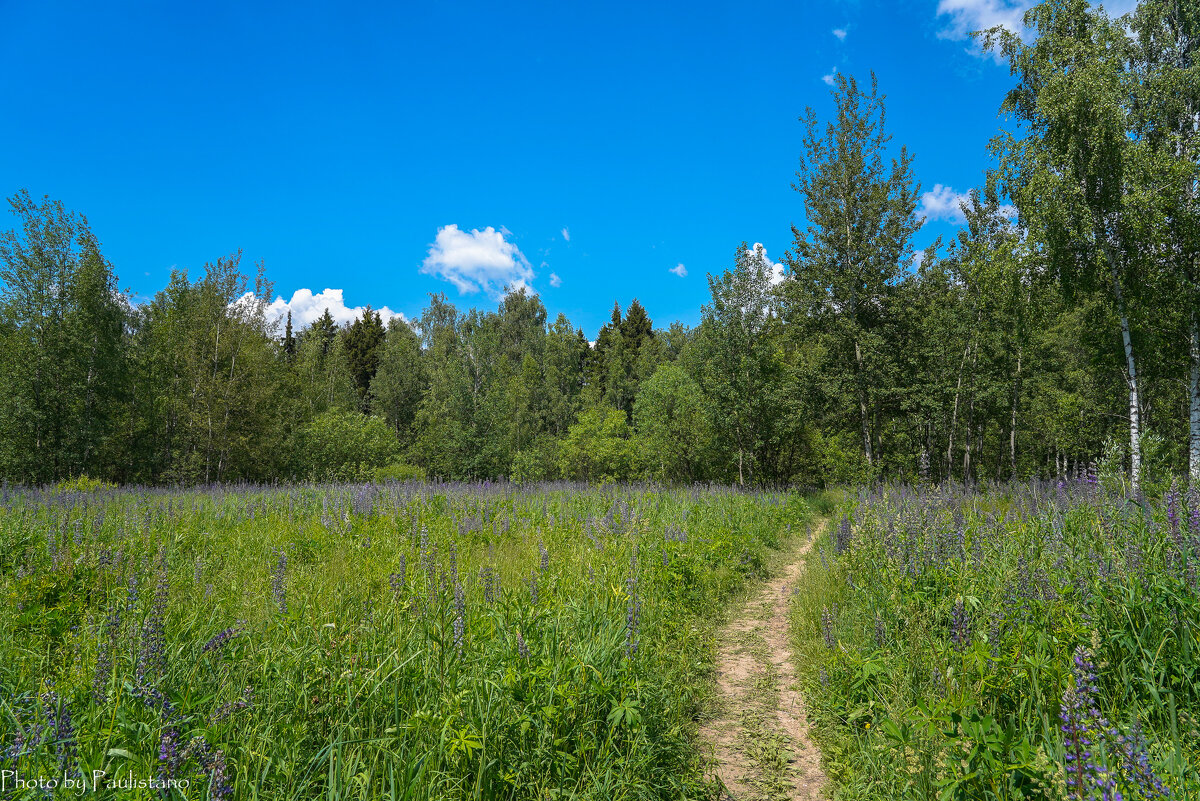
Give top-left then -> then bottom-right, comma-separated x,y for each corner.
832,27 -> 847,40
420,224 -> 534,298
669,263 -> 688,277
937,0 -> 1141,53
919,183 -> 1018,224
262,288 -> 404,329
549,272 -> 562,287
822,67 -> 838,86
561,227 -> 570,242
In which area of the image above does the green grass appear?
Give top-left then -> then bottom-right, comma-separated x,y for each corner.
790,481 -> 1200,800
0,481 -> 813,800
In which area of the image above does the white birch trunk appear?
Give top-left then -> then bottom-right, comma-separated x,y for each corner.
1190,308 -> 1200,485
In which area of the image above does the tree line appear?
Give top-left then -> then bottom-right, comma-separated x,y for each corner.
1,0 -> 1195,492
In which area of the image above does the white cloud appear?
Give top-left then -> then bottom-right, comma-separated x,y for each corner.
822,67 -> 838,86
832,27 -> 847,40
549,272 -> 562,287
937,0 -> 1140,56
669,263 -> 688,277
920,184 -> 973,223
561,227 -> 570,242
936,0 -> 1027,46
420,224 -> 534,299
260,288 -> 404,330
748,243 -> 787,286
920,184 -> 1019,224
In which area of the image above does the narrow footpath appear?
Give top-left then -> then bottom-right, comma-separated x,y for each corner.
701,519 -> 829,801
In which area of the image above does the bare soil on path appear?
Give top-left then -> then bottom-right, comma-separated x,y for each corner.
701,519 -> 829,801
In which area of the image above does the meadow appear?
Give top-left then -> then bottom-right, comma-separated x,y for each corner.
0,480 -> 815,800
792,478 -> 1200,799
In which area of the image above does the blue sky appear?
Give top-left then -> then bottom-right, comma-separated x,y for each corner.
0,0 -> 1136,337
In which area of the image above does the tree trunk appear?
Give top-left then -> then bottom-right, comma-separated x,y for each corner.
963,346 -> 979,483
947,342 -> 971,479
854,339 -> 873,467
1010,347 -> 1022,479
1190,307 -> 1199,485
1110,258 -> 1142,495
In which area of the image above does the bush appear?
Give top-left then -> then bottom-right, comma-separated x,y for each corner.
51,475 -> 117,493
373,461 -> 426,482
289,411 -> 400,481
510,437 -> 560,483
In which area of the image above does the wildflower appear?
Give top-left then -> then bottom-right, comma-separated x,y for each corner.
516,629 -> 529,659
820,605 -> 836,650
271,550 -> 288,614
1060,648 -> 1118,800
452,575 -> 466,655
93,608 -> 120,703
39,688 -> 78,776
950,597 -> 971,652
202,624 -> 245,655
136,562 -> 169,681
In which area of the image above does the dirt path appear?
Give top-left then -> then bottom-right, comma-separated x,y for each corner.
701,519 -> 829,801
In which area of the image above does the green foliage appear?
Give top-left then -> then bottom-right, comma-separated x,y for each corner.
792,482 -> 1200,798
51,475 -> 118,493
633,364 -> 711,483
510,437 -> 560,483
558,407 -> 637,482
0,482 -> 814,800
290,411 -> 400,482
372,461 -> 426,482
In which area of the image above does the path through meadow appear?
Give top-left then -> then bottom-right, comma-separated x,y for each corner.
702,519 -> 829,800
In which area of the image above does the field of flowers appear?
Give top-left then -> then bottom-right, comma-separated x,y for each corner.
792,479 -> 1200,799
0,480 -> 814,800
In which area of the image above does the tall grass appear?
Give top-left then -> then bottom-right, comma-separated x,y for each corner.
791,479 -> 1200,799
0,481 -> 813,799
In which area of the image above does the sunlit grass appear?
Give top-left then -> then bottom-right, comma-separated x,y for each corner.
791,480 -> 1200,799
0,481 -> 813,800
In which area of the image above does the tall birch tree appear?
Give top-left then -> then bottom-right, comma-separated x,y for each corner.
986,0 -> 1150,493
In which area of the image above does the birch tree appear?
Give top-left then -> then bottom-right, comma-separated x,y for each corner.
1128,0 -> 1200,484
986,0 -> 1151,493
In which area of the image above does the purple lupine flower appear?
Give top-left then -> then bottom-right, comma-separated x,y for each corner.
820,606 -> 836,650
206,748 -> 232,800
39,688 -> 79,776
136,563 -> 169,682
92,607 -> 121,704
1166,481 -> 1181,541
390,554 -> 407,602
528,570 -> 539,606
479,565 -> 499,603
125,573 -> 140,614
950,597 -> 971,652
538,541 -> 549,576
834,516 -> 852,556
625,574 -> 641,658
158,724 -> 180,784
1060,648 -> 1119,800
202,624 -> 245,655
209,688 -> 255,724
1111,722 -> 1168,799
271,550 -> 288,614
452,576 -> 466,655
516,629 -> 530,659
